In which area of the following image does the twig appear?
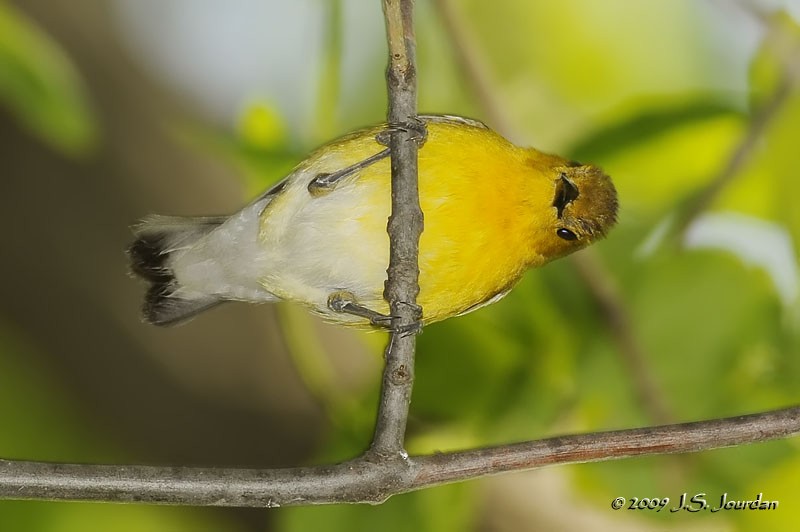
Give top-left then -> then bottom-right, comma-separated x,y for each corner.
2,406 -> 798,506
370,0 -> 423,458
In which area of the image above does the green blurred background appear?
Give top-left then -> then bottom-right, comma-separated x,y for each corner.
1,0 -> 799,530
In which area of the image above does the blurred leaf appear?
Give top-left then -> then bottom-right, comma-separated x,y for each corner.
0,2 -> 97,156
684,214 -> 798,307
570,99 -> 740,164
630,251 -> 790,417
570,98 -> 744,216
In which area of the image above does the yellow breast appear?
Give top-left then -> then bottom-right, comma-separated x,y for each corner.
357,122 -> 554,323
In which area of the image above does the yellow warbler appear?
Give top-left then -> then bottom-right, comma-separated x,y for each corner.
129,115 -> 617,327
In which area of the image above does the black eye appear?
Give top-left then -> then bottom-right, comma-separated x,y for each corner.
557,228 -> 578,241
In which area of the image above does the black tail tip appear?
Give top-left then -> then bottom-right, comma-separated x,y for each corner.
127,235 -> 172,282
128,235 -> 182,326
128,236 -> 221,327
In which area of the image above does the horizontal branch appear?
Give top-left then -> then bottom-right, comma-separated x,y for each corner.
2,405 -> 797,506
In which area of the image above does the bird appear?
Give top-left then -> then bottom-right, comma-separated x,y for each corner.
128,115 -> 617,328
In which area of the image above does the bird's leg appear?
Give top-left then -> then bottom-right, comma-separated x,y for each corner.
308,118 -> 428,195
328,291 -> 423,336
307,148 -> 390,195
327,291 -> 395,328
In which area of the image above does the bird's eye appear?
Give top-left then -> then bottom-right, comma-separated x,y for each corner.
556,228 -> 578,241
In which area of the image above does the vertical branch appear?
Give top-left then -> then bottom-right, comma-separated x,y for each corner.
371,0 -> 422,457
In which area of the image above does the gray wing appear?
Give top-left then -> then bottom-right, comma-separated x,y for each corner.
419,114 -> 489,129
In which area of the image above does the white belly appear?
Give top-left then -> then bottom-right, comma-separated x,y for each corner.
257,174 -> 391,317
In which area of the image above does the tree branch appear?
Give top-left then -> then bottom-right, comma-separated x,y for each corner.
369,0 -> 422,458
2,406 -> 798,506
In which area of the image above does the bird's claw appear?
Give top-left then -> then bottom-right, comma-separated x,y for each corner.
376,117 -> 428,148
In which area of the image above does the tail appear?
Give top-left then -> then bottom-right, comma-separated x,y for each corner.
128,215 -> 227,326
